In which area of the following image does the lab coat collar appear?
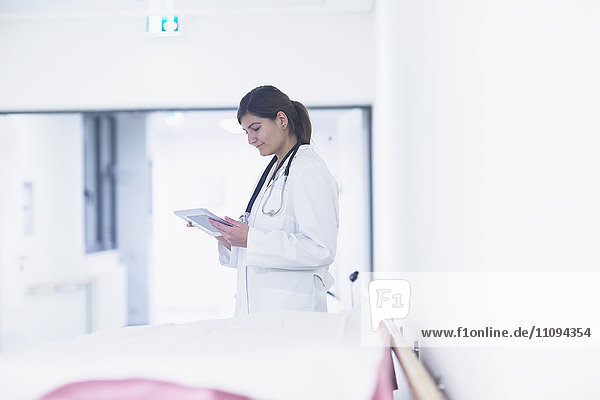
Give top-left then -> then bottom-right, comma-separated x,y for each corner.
271,144 -> 312,179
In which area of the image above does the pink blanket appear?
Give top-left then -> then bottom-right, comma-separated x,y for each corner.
39,349 -> 396,400
39,379 -> 252,400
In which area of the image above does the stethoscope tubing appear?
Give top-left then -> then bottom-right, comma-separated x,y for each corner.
261,175 -> 288,216
240,143 -> 300,224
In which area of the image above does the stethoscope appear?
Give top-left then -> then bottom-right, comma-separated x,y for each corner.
239,143 -> 300,224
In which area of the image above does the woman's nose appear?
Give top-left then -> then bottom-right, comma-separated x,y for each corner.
247,131 -> 256,144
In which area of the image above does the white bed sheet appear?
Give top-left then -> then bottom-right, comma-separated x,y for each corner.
0,310 -> 384,400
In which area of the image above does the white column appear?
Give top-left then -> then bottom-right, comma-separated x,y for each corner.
373,0 -> 411,272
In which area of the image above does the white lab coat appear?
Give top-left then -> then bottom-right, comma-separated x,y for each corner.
218,144 -> 339,315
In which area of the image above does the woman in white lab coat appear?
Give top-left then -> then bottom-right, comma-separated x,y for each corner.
209,85 -> 339,315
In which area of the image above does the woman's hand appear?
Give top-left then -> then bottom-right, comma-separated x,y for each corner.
209,217 -> 249,248
216,235 -> 231,251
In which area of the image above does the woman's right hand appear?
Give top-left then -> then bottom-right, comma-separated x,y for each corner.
216,235 -> 232,251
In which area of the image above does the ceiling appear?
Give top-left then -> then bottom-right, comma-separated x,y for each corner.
0,0 -> 374,19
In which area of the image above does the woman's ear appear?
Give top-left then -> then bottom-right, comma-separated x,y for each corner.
276,111 -> 289,129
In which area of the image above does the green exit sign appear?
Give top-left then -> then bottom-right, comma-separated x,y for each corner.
146,15 -> 180,36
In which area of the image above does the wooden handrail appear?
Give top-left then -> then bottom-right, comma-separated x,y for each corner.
383,319 -> 446,400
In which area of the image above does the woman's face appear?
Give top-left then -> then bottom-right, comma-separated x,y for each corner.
240,112 -> 288,157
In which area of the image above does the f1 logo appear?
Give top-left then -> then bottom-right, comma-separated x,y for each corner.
368,280 -> 411,331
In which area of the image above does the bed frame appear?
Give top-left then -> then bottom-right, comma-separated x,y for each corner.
383,320 -> 446,400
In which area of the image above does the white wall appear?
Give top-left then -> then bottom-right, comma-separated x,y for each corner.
6,114 -> 86,283
0,12 -> 374,111
0,115 -> 24,350
0,114 -> 86,349
374,0 -> 600,398
375,0 -> 600,273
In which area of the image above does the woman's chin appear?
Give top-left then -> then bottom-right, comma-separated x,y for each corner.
258,146 -> 270,156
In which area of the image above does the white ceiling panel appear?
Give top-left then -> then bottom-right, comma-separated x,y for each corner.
0,0 -> 373,19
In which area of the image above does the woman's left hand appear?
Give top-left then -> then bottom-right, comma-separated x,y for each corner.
209,216 -> 249,248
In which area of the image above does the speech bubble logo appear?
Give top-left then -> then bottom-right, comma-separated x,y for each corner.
368,279 -> 411,331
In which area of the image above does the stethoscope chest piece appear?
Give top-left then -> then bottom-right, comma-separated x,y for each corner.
239,212 -> 250,224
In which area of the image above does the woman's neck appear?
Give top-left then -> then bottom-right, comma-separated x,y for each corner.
275,136 -> 299,167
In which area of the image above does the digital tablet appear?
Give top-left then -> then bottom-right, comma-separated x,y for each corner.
174,208 -> 233,236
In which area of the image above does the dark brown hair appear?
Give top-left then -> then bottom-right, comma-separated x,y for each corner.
237,85 -> 312,145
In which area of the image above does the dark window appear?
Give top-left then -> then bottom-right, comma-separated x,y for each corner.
83,114 -> 117,252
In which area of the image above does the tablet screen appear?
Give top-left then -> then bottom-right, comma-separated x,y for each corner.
187,215 -> 218,232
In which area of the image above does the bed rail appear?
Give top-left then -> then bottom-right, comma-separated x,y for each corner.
383,320 -> 446,400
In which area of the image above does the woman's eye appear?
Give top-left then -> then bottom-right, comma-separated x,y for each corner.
253,127 -> 260,132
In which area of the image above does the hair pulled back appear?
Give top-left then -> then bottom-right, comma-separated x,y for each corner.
237,85 -> 312,145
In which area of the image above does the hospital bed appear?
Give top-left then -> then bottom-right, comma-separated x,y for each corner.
0,310 -> 445,400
